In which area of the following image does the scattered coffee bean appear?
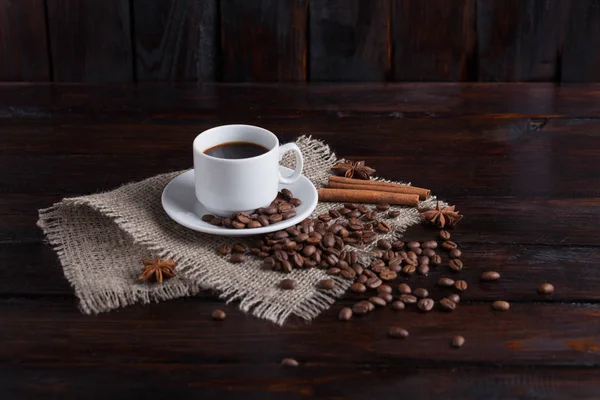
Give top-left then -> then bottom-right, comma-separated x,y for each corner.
281,358 -> 299,367
329,209 -> 341,218
377,284 -> 393,294
439,298 -> 457,311
418,256 -> 430,265
376,203 -> 391,211
538,282 -> 555,294
352,301 -> 371,315
492,300 -> 510,311
233,243 -> 248,253
413,288 -> 429,299
391,301 -> 406,311
230,253 -> 246,263
380,269 -> 397,281
377,239 -> 392,250
202,214 -> 215,222
289,198 -> 302,206
451,336 -> 465,348
455,280 -> 468,292
339,307 -> 353,321
218,244 -> 232,255
379,293 -> 394,303
422,240 -> 438,249
422,248 -> 436,258
377,221 -> 391,233
439,230 -> 451,240
438,277 -> 455,287
448,293 -> 461,304
449,248 -> 462,259
351,282 -> 367,293
318,279 -> 335,290
449,259 -> 463,272
402,265 -> 416,275
388,327 -> 409,339
413,247 -> 423,256
388,210 -> 401,218
442,240 -> 458,251
430,255 -> 442,266
369,296 -> 387,307
398,283 -> 412,294
417,264 -> 430,276
210,217 -> 223,226
366,277 -> 383,289
417,298 -> 435,312
407,241 -> 421,249
327,267 -> 341,276
211,309 -> 226,321
282,260 -> 293,273
318,214 -> 332,223
399,294 -> 417,304
280,279 -> 296,290
481,271 -> 501,281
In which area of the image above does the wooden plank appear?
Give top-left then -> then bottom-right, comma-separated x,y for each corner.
133,0 -> 217,82
392,0 -> 476,81
3,240 -> 600,299
309,0 -> 389,81
561,0 -> 600,82
46,0 -> 133,82
2,363 -> 600,400
1,297 -> 600,366
477,0 -> 567,81
0,0 -> 50,81
220,0 -> 307,82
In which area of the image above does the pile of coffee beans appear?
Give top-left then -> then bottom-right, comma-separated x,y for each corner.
202,189 -> 301,229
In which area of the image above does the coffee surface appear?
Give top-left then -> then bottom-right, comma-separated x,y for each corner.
204,141 -> 268,159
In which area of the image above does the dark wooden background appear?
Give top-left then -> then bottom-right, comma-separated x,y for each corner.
2,0 -> 599,83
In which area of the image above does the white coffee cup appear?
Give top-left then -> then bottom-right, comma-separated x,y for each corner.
193,125 -> 304,217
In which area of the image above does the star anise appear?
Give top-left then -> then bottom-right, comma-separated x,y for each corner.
332,160 -> 376,180
139,258 -> 177,283
419,202 -> 463,228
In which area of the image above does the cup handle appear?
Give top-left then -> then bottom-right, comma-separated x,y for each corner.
278,143 -> 304,184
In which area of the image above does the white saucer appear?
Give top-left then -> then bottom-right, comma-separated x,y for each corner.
161,167 -> 318,236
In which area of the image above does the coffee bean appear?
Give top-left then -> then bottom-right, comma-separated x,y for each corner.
327,267 -> 341,276
218,244 -> 232,255
269,214 -> 283,223
262,257 -> 276,270
236,214 -> 251,224
451,336 -> 465,348
279,279 -> 296,290
481,271 -> 501,281
247,220 -> 262,228
348,210 -> 361,218
538,282 -> 555,294
454,280 -> 468,292
278,203 -> 294,213
230,253 -> 246,263
422,248 -> 436,258
318,279 -> 335,290
363,211 -> 377,221
366,277 -> 383,289
264,206 -> 278,215
289,198 -> 302,206
281,358 -> 299,367
376,203 -> 391,211
274,250 -> 288,262
202,214 -> 215,222
419,240 -> 436,249
442,240 -> 458,251
413,247 -> 423,256
282,260 -> 293,273
361,231 -> 377,243
377,221 -> 391,233
402,265 -> 416,275
398,283 -> 411,294
211,309 -> 226,321
399,294 -> 417,304
388,210 -> 401,218
325,254 -> 339,266
377,284 -> 392,294
449,248 -> 462,259
376,239 -> 391,250
210,217 -> 223,226
325,208 -> 339,219
357,275 -> 368,284
282,211 -> 296,220
388,327 -> 409,339
449,259 -> 463,272
417,264 -> 430,276
341,269 -> 356,280
352,301 -> 371,315
406,251 -> 418,261
232,221 -> 246,229
280,188 -> 294,200
388,256 -> 403,268
302,245 -> 317,257
391,241 -> 405,251
223,218 -> 234,228
448,293 -> 461,304
258,252 -> 269,259
283,241 -> 297,251
380,293 -> 394,303
430,255 -> 442,266
351,282 -> 367,293
291,254 -> 305,268
318,214 -> 332,223
380,270 -> 397,281
352,265 -> 363,275
418,256 -> 430,265
439,230 -> 451,240
492,300 -> 510,311
304,259 -> 317,268
339,307 -> 353,321
338,207 -> 351,215
338,228 -> 349,238
369,296 -> 387,307
417,298 -> 435,312
438,277 -> 455,287
413,288 -> 429,299
343,203 -> 357,210
392,301 -> 406,311
255,215 -> 269,227
439,298 -> 456,311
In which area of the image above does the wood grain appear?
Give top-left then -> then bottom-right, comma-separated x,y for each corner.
392,0 -> 476,81
477,0 -> 567,81
46,0 -> 133,82
561,0 -> 600,82
220,0 -> 307,81
133,0 -> 217,82
0,0 -> 50,81
309,0 -> 389,81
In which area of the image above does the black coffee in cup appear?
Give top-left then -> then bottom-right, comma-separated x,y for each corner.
204,141 -> 268,159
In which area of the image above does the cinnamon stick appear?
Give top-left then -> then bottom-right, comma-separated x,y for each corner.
328,176 -> 430,200
318,188 -> 419,207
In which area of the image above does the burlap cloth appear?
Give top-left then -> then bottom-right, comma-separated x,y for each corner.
38,136 -> 442,325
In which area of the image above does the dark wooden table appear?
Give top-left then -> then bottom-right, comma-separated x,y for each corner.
2,83 -> 600,399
